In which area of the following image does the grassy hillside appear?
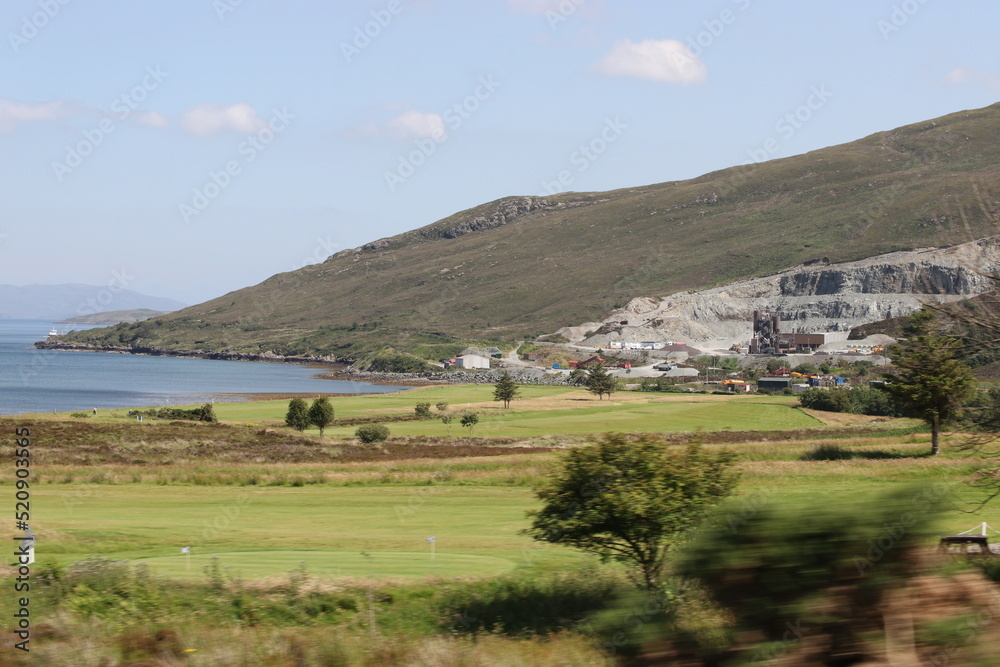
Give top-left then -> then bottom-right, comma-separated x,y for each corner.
58,103 -> 1000,360
58,308 -> 171,325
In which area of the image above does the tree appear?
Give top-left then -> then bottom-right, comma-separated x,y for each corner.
308,397 -> 335,436
586,364 -> 616,400
568,368 -> 588,385
525,434 -> 738,591
441,413 -> 454,436
356,423 -> 390,444
285,398 -> 310,432
460,412 -> 479,436
196,403 -> 217,423
883,310 -> 977,455
493,371 -> 521,408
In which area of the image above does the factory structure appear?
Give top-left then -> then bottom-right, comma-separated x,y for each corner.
745,309 -> 851,355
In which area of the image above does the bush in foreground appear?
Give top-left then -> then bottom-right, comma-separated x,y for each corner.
355,423 -> 390,443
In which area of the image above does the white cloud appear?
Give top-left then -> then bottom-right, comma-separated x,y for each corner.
937,67 -> 1000,93
134,111 -> 169,128
596,39 -> 707,84
0,99 -> 69,132
179,103 -> 266,137
387,110 -> 447,140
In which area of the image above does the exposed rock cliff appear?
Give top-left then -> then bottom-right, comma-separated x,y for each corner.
561,237 -> 1000,347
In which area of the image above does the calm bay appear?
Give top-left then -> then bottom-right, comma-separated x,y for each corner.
0,319 -> 405,415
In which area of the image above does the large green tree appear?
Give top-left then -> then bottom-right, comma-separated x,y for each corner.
525,433 -> 738,591
308,397 -> 335,436
285,397 -> 311,432
883,310 -> 976,455
493,371 -> 520,409
585,364 -> 616,400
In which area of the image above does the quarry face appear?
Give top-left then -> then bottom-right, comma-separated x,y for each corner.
561,236 -> 1000,348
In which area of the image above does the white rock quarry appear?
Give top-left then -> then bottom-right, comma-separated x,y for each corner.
558,236 -> 1000,347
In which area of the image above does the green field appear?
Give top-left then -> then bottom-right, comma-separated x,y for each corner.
17,385 -> 998,585
207,385 -> 821,437
34,484 -> 585,578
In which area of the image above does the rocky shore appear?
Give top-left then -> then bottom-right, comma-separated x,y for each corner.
33,340 -> 348,366
33,340 -> 575,388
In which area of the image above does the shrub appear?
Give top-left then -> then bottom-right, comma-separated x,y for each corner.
798,388 -> 851,413
70,411 -> 91,418
436,567 -> 627,636
676,485 -> 946,663
414,402 -> 431,417
800,444 -> 854,461
848,386 -> 905,417
435,402 -> 449,412
139,403 -> 218,422
355,423 -> 390,444
366,352 -> 428,373
800,387 -> 906,417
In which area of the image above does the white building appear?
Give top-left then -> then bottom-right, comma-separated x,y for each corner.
455,354 -> 491,369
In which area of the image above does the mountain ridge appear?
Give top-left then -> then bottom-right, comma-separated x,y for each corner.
52,103 -> 1000,361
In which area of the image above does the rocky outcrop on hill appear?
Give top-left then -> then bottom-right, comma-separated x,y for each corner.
435,196 -> 550,239
562,237 -> 1000,347
344,197 -> 554,255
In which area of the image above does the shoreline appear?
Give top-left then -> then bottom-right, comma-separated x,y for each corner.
35,340 -> 575,388
34,340 -> 350,369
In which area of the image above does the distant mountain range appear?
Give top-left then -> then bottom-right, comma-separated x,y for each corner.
53,103 -> 1000,362
0,284 -> 185,320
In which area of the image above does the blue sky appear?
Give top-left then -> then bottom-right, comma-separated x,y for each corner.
2,0 -> 998,305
